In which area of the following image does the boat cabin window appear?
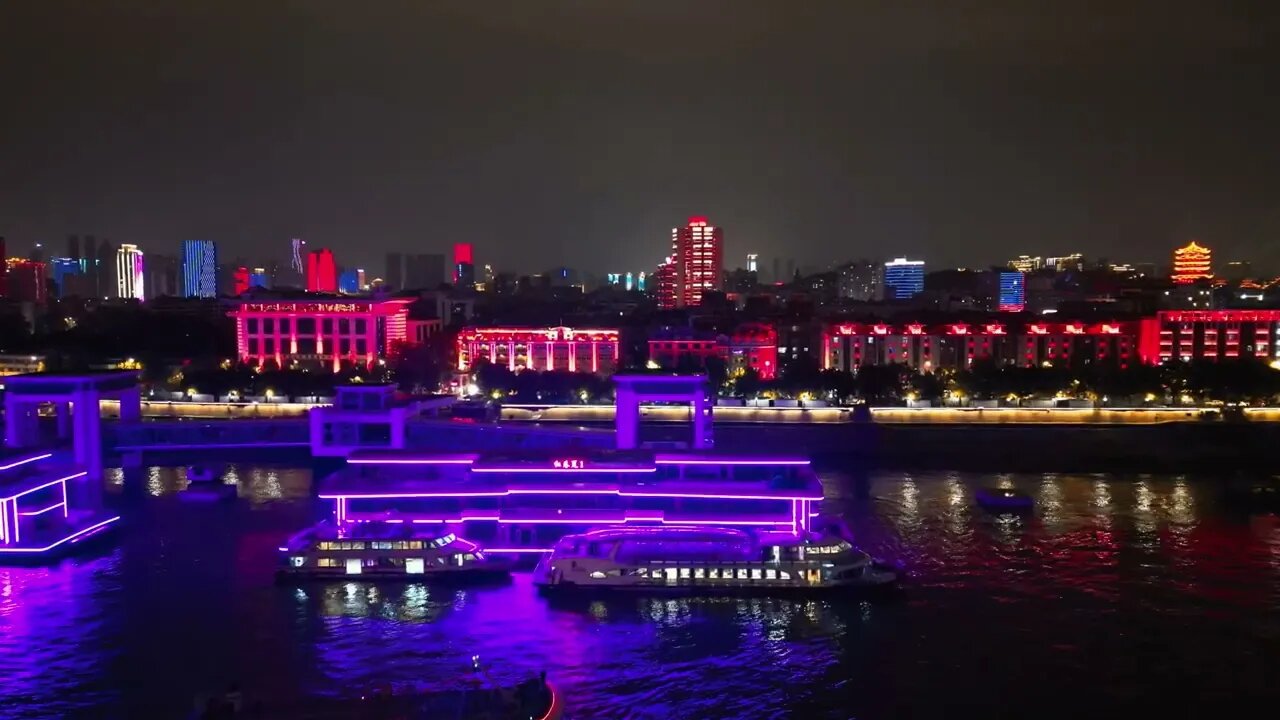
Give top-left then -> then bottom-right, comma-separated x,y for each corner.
679,568 -> 691,579
765,569 -> 776,580
693,568 -> 705,579
750,569 -> 762,580
736,569 -> 748,580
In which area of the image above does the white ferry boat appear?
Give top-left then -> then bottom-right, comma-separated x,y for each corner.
532,526 -> 896,594
277,522 -> 510,581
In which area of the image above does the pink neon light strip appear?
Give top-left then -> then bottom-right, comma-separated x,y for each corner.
348,457 -> 477,465
347,516 -> 792,527
0,499 -> 9,543
0,453 -> 53,472
61,482 -> 68,519
19,502 -> 66,517
0,473 -> 85,502
653,458 -> 810,466
484,547 -> 553,553
321,489 -> 822,502
0,516 -> 121,554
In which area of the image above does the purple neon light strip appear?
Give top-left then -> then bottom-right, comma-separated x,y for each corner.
0,453 -> 54,472
347,516 -> 792,527
321,488 -> 822,502
471,467 -> 656,474
348,457 -> 477,465
0,499 -> 8,544
0,516 -> 121,554
0,473 -> 86,502
61,481 -> 68,518
19,502 -> 66,517
653,458 -> 810,466
484,547 -> 553,553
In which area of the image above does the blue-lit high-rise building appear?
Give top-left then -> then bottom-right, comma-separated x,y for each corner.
182,240 -> 218,298
338,270 -> 360,294
997,270 -> 1026,312
51,258 -> 82,298
882,258 -> 925,300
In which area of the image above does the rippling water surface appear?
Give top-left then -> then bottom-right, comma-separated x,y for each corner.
2,465 -> 1278,719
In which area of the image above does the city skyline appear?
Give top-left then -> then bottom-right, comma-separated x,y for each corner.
2,3 -> 1277,274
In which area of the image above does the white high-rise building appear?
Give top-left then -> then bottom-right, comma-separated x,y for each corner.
116,244 -> 145,301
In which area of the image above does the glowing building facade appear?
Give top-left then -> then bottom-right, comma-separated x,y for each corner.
1172,241 -> 1212,284
823,320 -> 1143,371
228,298 -> 412,371
182,240 -> 218,298
648,323 -> 779,380
657,217 -> 723,309
115,244 -> 145,301
1145,310 -> 1280,364
4,259 -> 47,303
997,271 -> 1026,312
306,248 -> 338,293
456,326 -> 620,375
882,258 -> 925,299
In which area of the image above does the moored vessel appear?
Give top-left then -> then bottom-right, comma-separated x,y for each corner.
277,521 -> 510,581
532,525 -> 896,594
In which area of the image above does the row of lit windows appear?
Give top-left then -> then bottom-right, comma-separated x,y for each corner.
245,318 -> 370,334
630,566 -> 799,581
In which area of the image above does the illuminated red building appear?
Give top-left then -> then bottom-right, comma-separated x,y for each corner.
232,266 -> 251,296
453,243 -> 473,285
1172,241 -> 1212,284
648,323 -> 778,379
657,216 -> 723,309
306,248 -> 338,293
228,298 -> 411,371
1145,310 -> 1280,364
456,326 -> 620,374
4,259 -> 47,303
823,320 -> 1143,372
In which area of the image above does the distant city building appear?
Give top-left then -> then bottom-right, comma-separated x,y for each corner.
145,254 -> 181,299
1146,310 -> 1280,364
50,258 -> 80,298
648,323 -> 778,380
290,238 -> 306,279
453,243 -> 474,286
0,236 -> 7,297
1223,260 -> 1252,281
4,259 -> 47,303
455,326 -> 620,374
823,320 -> 1142,372
605,272 -> 647,292
405,253 -> 445,289
1008,255 -> 1043,273
306,248 -> 338,293
115,244 -> 145,301
1046,253 -> 1085,272
746,253 -> 758,273
233,266 -> 251,296
1172,241 -> 1212,285
228,297 -> 412,371
997,271 -> 1026,312
95,238 -> 115,298
657,216 -> 724,309
837,261 -> 883,301
882,258 -> 925,300
338,269 -> 360,294
249,267 -> 269,289
182,240 -> 218,298
384,252 -> 404,288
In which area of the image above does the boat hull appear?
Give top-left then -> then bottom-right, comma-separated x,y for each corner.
276,566 -> 511,583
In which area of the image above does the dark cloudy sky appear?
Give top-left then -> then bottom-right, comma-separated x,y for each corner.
2,1 -> 1276,275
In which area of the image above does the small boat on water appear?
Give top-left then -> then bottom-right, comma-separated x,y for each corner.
533,526 -> 896,594
277,522 -> 511,581
975,487 -> 1034,512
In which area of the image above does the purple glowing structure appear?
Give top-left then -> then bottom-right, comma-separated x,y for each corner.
0,452 -> 119,560
318,449 -> 824,549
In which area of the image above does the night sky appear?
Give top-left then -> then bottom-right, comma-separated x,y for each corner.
2,1 -> 1276,275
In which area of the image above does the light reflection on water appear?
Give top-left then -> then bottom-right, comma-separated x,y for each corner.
0,466 -> 1278,719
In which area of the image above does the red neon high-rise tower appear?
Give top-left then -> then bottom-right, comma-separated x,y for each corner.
658,216 -> 723,309
306,248 -> 338,293
453,243 -> 473,284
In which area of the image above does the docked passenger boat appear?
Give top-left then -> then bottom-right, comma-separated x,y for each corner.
277,522 -> 510,581
533,526 -> 897,594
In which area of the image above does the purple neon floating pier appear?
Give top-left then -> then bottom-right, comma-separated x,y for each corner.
316,449 -> 824,551
0,451 -> 119,561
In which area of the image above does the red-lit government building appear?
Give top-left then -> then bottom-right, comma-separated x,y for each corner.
228,298 -> 411,371
822,320 -> 1145,371
1149,310 -> 1280,363
648,323 -> 779,379
456,326 -> 621,375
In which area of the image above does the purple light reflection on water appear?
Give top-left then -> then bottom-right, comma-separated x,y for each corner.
2,465 -> 1280,719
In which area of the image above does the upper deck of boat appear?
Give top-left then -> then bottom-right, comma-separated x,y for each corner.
322,449 -> 821,501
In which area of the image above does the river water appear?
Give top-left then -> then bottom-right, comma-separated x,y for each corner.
1,465 -> 1278,719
